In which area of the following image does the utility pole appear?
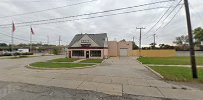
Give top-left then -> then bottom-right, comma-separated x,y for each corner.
47,35 -> 49,45
153,34 -> 156,49
133,36 -> 135,43
184,0 -> 198,79
11,32 -> 14,53
59,35 -> 61,46
136,27 -> 145,57
30,30 -> 32,53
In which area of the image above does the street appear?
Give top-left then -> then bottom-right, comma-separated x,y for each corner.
0,56 -> 203,100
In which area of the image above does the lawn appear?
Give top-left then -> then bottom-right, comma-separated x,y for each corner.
137,57 -> 203,65
80,59 -> 103,63
150,66 -> 203,82
30,62 -> 94,68
48,58 -> 79,62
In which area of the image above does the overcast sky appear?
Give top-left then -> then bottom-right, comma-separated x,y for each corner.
0,0 -> 202,46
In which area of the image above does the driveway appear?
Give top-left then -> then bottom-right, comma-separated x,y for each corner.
0,56 -> 203,100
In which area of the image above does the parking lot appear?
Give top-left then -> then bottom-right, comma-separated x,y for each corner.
0,56 -> 203,100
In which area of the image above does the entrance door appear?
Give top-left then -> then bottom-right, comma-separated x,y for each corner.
86,51 -> 89,58
68,51 -> 71,58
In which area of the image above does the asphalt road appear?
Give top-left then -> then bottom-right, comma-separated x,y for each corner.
0,81 -> 170,100
0,56 -> 202,100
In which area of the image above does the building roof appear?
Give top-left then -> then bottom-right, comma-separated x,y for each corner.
69,33 -> 107,47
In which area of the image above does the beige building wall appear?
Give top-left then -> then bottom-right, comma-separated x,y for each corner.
108,41 -> 175,57
118,41 -> 133,56
108,41 -> 118,57
103,49 -> 109,58
108,41 -> 133,57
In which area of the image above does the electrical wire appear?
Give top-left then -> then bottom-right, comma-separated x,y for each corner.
142,0 -> 182,37
0,7 -> 171,28
143,4 -> 183,42
158,5 -> 183,32
0,0 -> 98,19
154,4 -> 184,33
0,0 -> 174,27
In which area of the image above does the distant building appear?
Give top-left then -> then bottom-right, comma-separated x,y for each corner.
108,40 -> 133,57
68,33 -> 133,59
68,33 -> 108,59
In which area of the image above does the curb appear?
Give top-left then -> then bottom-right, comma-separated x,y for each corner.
136,59 -> 164,79
144,65 -> 164,79
136,60 -> 143,64
25,64 -> 99,70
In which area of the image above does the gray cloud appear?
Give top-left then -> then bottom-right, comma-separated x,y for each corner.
0,0 -> 203,46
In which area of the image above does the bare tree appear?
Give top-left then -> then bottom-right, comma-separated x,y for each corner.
173,35 -> 189,50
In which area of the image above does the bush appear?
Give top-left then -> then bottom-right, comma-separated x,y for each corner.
0,52 -> 33,56
2,53 -> 12,56
21,52 -> 33,55
52,48 -> 60,55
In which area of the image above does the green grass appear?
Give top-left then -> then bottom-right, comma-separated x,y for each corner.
80,59 -> 103,63
150,66 -> 203,82
138,57 -> 203,65
48,58 -> 79,62
30,62 -> 94,68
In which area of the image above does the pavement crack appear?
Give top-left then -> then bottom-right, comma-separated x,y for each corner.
156,87 -> 166,98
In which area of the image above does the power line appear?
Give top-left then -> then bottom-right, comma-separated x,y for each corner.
138,0 -> 173,27
189,3 -> 203,22
0,32 -> 29,42
0,0 -> 174,45
0,0 -> 174,27
158,5 -> 183,32
142,0 -> 182,37
0,0 -> 97,19
0,7 -> 170,28
2,0 -> 71,3
153,4 -> 184,33
0,32 -> 47,44
0,40 -> 10,43
144,4 -> 183,39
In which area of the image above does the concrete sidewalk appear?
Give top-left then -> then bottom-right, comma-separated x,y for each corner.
147,64 -> 203,67
0,57 -> 203,99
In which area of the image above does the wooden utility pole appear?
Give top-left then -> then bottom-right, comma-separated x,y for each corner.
59,35 -> 61,46
184,0 -> 198,78
136,27 -> 145,57
153,34 -> 156,49
30,29 -> 32,52
47,35 -> 49,45
11,31 -> 14,53
133,36 -> 135,43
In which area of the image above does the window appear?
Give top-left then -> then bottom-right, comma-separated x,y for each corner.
72,50 -> 84,56
90,50 -> 101,57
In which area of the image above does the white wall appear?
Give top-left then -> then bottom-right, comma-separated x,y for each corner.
177,51 -> 203,57
71,34 -> 99,47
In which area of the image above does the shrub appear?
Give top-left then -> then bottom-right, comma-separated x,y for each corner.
2,53 -> 12,56
21,52 -> 33,55
52,48 -> 60,55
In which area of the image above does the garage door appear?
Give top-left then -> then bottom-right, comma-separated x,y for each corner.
120,48 -> 128,57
